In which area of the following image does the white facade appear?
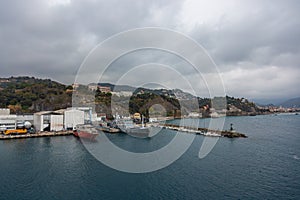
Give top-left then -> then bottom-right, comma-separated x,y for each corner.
34,111 -> 64,132
16,115 -> 34,123
188,112 -> 202,118
88,84 -> 98,91
50,115 -> 64,131
149,118 -> 158,123
111,91 -> 133,97
0,108 -> 10,115
0,115 -> 17,131
33,107 -> 94,132
66,107 -> 94,123
64,109 -> 84,130
33,113 -> 43,132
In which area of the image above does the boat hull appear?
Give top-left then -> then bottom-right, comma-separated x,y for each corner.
125,127 -> 149,138
73,130 -> 98,140
117,119 -> 160,138
124,127 -> 159,138
73,124 -> 98,140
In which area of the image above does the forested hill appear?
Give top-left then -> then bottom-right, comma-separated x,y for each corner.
0,76 -> 260,115
0,76 -> 72,113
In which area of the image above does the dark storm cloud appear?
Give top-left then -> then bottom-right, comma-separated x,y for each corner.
180,0 -> 300,99
0,0 -> 182,81
0,0 -> 299,99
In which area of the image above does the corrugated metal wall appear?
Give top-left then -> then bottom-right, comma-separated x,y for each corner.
64,110 -> 84,130
50,115 -> 64,131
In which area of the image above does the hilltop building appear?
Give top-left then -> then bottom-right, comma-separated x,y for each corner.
98,86 -> 111,93
88,84 -> 98,91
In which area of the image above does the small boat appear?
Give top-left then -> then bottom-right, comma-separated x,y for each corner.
73,124 -> 98,140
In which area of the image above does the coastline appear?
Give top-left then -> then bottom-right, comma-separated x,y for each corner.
1,113 -> 297,140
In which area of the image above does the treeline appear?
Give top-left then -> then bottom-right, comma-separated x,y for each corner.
0,76 -> 72,113
0,76 -> 259,116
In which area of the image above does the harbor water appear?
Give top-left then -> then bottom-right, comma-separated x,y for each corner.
0,114 -> 299,199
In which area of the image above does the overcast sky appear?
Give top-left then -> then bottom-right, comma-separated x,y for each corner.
0,0 -> 299,101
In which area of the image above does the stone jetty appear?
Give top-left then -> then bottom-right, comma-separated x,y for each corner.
162,124 -> 247,138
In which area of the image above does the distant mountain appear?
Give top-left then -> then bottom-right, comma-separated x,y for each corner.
279,97 -> 300,108
251,98 -> 288,106
98,83 -> 135,92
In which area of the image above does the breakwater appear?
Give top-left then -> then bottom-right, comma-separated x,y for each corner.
162,124 -> 247,138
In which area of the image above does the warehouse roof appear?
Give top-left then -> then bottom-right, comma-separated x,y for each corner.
34,111 -> 63,115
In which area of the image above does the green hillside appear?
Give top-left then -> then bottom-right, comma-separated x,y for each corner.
0,76 -> 72,113
0,76 -> 261,116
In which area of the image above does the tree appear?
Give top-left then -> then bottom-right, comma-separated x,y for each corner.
8,104 -> 22,114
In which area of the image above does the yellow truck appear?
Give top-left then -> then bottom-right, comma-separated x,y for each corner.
4,129 -> 27,135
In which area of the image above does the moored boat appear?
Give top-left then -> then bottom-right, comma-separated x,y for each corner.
117,119 -> 159,138
73,124 -> 98,140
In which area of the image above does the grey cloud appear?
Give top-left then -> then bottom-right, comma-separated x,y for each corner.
0,0 -> 182,82
190,0 -> 300,69
0,0 -> 299,99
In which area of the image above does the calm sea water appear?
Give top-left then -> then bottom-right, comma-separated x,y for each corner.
0,114 -> 299,199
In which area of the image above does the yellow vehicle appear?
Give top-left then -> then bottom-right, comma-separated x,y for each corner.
133,113 -> 141,120
4,129 -> 27,135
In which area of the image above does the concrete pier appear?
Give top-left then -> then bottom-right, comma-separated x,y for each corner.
0,131 -> 73,140
0,125 -> 247,140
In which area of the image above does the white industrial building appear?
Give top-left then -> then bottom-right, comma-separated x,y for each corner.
34,111 -> 64,132
0,108 -> 34,132
0,108 -> 10,115
1,107 -> 88,133
2,107 -> 93,133
16,115 -> 34,123
33,107 -> 91,132
0,108 -> 16,131
0,114 -> 17,131
64,109 -> 85,130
